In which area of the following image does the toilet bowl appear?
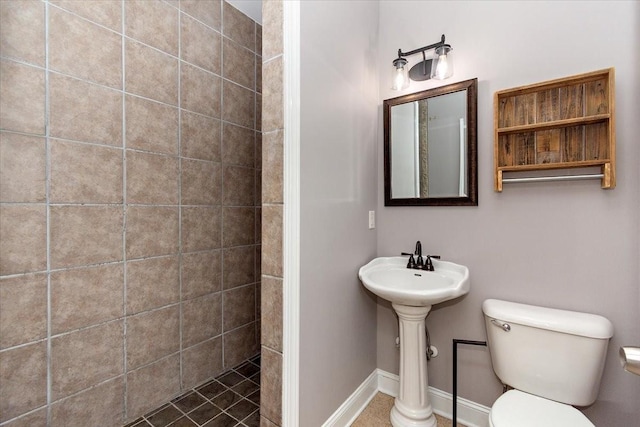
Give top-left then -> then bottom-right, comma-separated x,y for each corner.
482,299 -> 613,427
489,390 -> 594,427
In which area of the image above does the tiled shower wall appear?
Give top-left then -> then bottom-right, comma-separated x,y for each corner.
260,1 -> 283,426
0,1 -> 261,425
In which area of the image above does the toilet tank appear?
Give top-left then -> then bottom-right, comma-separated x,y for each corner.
483,299 -> 613,406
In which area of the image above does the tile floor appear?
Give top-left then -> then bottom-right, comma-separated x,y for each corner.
123,359 -> 465,427
352,392 -> 467,427
123,355 -> 261,427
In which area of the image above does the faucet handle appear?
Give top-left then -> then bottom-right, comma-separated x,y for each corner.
424,255 -> 440,271
401,252 -> 416,269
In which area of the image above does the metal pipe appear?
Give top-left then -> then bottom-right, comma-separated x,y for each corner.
452,339 -> 487,426
398,34 -> 447,58
502,173 -> 604,184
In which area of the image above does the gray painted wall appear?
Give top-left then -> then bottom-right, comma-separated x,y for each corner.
299,1 -> 380,425
376,1 -> 640,426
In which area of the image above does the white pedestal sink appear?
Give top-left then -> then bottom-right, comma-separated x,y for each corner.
359,256 -> 470,427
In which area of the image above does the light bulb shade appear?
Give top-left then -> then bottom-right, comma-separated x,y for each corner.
392,57 -> 409,90
430,45 -> 453,80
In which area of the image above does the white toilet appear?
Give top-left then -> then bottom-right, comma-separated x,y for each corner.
482,299 -> 614,427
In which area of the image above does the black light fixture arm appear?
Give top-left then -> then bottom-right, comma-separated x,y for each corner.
396,34 -> 447,59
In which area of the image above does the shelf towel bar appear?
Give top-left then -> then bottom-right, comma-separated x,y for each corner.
502,173 -> 604,184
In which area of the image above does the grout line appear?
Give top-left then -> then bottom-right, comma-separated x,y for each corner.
220,0 -> 227,372
43,1 -> 52,424
121,0 -> 128,421
177,2 -> 185,393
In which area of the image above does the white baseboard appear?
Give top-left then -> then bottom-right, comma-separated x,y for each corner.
321,370 -> 380,427
322,369 -> 490,427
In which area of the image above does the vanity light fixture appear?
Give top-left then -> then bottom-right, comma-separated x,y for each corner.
392,34 -> 453,90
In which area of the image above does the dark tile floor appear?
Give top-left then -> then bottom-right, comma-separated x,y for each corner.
124,355 -> 261,427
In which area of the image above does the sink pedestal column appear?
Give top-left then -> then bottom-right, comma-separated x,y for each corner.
390,303 -> 437,427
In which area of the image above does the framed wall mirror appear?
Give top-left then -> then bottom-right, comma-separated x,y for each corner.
384,78 -> 478,206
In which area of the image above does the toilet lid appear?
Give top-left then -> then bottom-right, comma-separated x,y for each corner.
490,390 -> 594,427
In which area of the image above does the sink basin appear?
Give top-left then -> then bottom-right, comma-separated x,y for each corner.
358,256 -> 469,306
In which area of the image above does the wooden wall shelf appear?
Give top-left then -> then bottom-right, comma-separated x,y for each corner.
494,68 -> 615,191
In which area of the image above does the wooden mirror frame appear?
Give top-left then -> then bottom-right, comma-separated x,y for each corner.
384,78 -> 478,206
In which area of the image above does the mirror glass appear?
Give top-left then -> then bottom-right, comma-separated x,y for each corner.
384,78 -> 477,206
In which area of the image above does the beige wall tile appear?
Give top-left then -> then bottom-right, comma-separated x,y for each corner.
49,7 -> 122,89
261,276 -> 282,352
126,354 -> 181,420
126,256 -> 180,315
223,246 -> 255,289
261,415 -> 279,427
223,1 -> 255,52
255,170 -> 262,208
262,0 -> 283,61
181,159 -> 221,206
125,0 -> 178,56
50,139 -> 123,204
223,207 -> 255,247
125,40 -> 178,105
182,293 -> 221,348
0,132 -> 46,203
0,408 -> 47,427
181,206 -> 222,252
50,0 -> 121,32
181,63 -> 221,117
0,0 -> 45,66
255,208 -> 262,245
256,23 -> 262,60
262,57 -> 283,133
50,205 -> 123,269
126,150 -> 179,205
50,377 -> 124,427
0,341 -> 47,423
256,93 -> 262,131
223,38 -> 255,89
181,250 -> 222,300
223,165 -> 255,207
262,130 -> 283,204
255,131 -> 262,169
49,73 -> 122,146
127,306 -> 180,370
126,95 -> 179,155
0,273 -> 47,349
182,337 -> 223,390
222,123 -> 254,167
255,244 -> 262,279
0,0 -> 263,421
51,263 -> 124,334
223,285 -> 255,331
261,205 -> 282,277
0,59 -> 45,135
126,206 -> 179,259
181,111 -> 221,161
222,80 -> 255,128
255,280 -> 261,320
257,54 -> 263,93
223,322 -> 258,369
0,204 -> 46,275
51,321 -> 124,400
260,346 -> 282,425
181,13 -> 221,74
181,0 -> 221,30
